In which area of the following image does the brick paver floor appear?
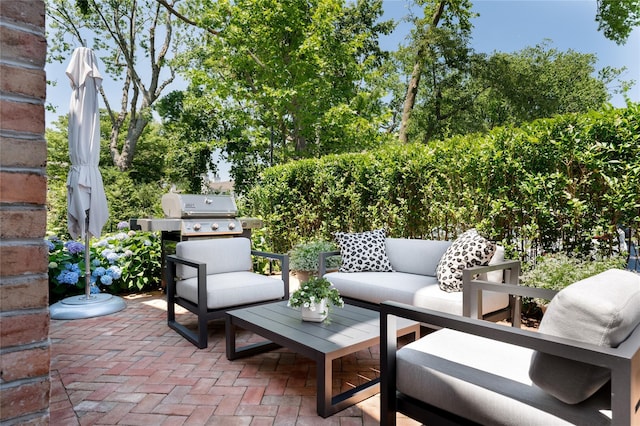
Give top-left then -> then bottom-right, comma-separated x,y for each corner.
49,290 -> 421,425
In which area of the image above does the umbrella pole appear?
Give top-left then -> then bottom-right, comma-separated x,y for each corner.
85,209 -> 91,300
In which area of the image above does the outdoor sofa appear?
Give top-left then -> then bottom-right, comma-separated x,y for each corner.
380,268 -> 640,425
319,229 -> 522,324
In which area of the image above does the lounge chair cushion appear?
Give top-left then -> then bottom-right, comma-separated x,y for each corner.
397,328 -> 611,425
436,229 -> 496,292
176,272 -> 285,310
529,268 -> 640,404
334,228 -> 392,272
175,238 -> 252,279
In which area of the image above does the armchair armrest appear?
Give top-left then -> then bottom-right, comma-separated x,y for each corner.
319,250 -> 341,277
380,300 -> 640,426
251,250 -> 290,298
462,259 -> 522,324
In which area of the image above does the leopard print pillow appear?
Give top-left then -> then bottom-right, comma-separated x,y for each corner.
335,229 -> 393,272
436,229 -> 496,292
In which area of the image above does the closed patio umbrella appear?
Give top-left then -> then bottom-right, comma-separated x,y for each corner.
66,46 -> 108,243
50,47 -> 125,319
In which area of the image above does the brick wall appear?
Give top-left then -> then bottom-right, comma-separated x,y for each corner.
0,0 -> 50,424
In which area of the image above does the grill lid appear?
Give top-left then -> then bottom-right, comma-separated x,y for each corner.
161,193 -> 238,218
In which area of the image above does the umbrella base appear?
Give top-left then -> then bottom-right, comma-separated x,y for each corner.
50,293 -> 126,320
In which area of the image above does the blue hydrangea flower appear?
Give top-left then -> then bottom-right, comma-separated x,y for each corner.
46,239 -> 55,251
65,241 -> 85,255
64,262 -> 81,273
100,274 -> 113,285
92,266 -> 106,277
90,284 -> 101,294
117,221 -> 129,230
106,252 -> 120,263
107,265 -> 122,280
92,258 -> 102,267
57,270 -> 79,285
143,239 -> 152,246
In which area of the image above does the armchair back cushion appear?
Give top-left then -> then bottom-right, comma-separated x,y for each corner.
529,268 -> 640,404
176,238 -> 252,279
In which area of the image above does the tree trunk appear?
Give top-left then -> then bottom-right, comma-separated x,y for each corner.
398,1 -> 447,144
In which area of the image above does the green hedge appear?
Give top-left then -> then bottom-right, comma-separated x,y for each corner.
246,104 -> 640,258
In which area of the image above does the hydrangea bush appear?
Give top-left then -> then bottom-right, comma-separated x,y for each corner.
47,221 -> 162,303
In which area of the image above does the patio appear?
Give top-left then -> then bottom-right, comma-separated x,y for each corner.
49,282 -> 421,425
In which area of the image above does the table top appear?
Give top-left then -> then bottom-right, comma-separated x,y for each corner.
227,300 -> 418,358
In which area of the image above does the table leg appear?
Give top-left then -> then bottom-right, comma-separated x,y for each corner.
225,314 -> 281,360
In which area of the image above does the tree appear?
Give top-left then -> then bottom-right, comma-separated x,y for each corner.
596,0 -> 640,44
161,0 -> 395,193
397,0 -> 474,143
403,42 -> 624,142
47,0 -> 179,171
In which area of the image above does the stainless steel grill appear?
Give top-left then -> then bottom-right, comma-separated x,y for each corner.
132,193 -> 262,238
130,193 -> 263,289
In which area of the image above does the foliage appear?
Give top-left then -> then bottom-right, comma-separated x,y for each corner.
246,105 -> 640,260
46,0 -> 179,171
46,224 -> 162,303
520,252 -> 627,306
167,0 -> 396,194
595,0 -> 640,45
287,277 -> 344,315
289,240 -> 341,272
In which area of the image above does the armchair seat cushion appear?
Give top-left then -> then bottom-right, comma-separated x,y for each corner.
176,272 -> 285,310
397,328 -> 611,426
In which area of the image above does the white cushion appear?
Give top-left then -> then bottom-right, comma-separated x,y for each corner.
478,245 -> 505,283
385,238 -> 452,276
397,329 -> 611,425
436,229 -> 497,292
326,271 -> 438,305
175,238 -> 252,279
529,268 -> 640,404
413,282 -> 508,315
334,229 -> 393,272
176,272 -> 285,310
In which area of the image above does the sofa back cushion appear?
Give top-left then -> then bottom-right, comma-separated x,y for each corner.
175,237 -> 252,279
385,238 -> 452,276
529,268 -> 640,404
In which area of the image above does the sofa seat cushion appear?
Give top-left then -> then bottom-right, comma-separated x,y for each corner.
326,271 -> 438,306
176,272 -> 285,310
397,329 -> 611,426
413,283 -> 509,316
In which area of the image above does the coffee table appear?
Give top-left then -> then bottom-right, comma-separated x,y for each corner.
225,300 -> 420,417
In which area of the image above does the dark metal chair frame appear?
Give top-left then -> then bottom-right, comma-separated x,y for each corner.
166,249 -> 289,349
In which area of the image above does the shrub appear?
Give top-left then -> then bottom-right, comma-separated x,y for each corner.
47,223 -> 162,303
520,252 -> 627,307
289,240 -> 341,272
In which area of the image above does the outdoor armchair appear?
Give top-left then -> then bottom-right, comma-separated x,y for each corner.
166,237 -> 289,348
381,269 -> 640,425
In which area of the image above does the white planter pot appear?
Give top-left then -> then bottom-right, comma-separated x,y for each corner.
301,299 -> 328,322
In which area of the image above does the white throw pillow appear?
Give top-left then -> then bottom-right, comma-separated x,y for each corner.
529,268 -> 640,404
436,229 -> 496,292
334,229 -> 393,273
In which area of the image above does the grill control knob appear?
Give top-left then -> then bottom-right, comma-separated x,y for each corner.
228,222 -> 236,230
193,223 -> 201,231
211,223 -> 219,230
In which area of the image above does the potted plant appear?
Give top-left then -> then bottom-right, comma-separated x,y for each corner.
287,276 -> 344,322
289,240 -> 341,282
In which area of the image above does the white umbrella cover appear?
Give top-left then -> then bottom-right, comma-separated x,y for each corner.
66,47 -> 109,240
